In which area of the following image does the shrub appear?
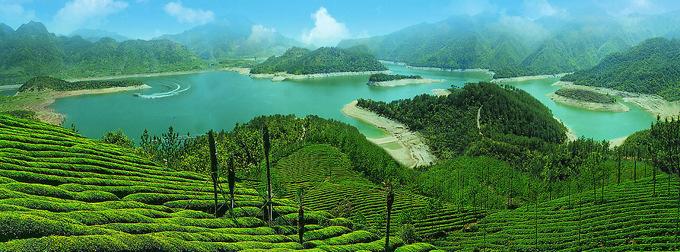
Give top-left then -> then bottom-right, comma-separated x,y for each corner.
73,191 -> 119,202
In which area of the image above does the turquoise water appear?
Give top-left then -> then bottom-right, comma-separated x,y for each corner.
53,64 -> 490,140
504,78 -> 655,140
52,64 -> 654,141
0,89 -> 17,96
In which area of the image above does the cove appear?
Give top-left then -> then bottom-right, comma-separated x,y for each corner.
52,64 -> 654,142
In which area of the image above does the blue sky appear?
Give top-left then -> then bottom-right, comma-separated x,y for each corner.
2,0 -> 680,45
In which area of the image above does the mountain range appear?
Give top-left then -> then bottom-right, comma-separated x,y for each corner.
339,13 -> 680,77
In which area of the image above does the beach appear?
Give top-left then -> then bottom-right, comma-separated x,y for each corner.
250,70 -> 388,82
548,92 -> 630,112
555,81 -> 680,119
22,85 -> 151,125
492,73 -> 569,83
432,88 -> 452,97
341,100 -> 436,168
368,78 -> 444,87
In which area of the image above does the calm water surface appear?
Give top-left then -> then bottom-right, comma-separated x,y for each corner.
52,64 -> 654,141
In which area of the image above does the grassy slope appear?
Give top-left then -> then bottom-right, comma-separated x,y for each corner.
259,144 -> 485,240
0,115 -> 442,251
435,174 -> 680,251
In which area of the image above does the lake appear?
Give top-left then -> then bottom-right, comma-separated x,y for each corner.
51,64 -> 654,141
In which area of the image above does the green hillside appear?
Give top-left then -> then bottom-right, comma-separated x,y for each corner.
0,21 -> 205,86
0,114 -> 437,251
562,37 -> 680,101
357,82 -> 567,158
250,47 -> 386,75
435,174 -> 679,251
337,15 -> 675,78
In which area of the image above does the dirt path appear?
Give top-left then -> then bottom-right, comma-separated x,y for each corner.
341,100 -> 436,168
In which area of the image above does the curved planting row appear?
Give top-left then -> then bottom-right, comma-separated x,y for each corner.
435,174 -> 680,251
0,115 -> 438,251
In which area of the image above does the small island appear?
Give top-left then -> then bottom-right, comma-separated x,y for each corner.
249,46 -> 387,81
19,76 -> 145,92
549,87 -> 629,112
366,73 -> 443,87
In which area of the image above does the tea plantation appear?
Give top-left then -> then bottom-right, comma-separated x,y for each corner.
263,144 -> 485,239
0,115 -> 441,251
436,174 -> 680,251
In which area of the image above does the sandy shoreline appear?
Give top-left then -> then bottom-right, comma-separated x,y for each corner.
492,73 -> 569,83
0,84 -> 21,91
249,70 -> 388,82
555,81 -> 680,119
341,100 -> 436,168
548,92 -> 629,112
24,85 -> 151,125
431,88 -> 452,97
368,78 -> 444,87
65,69 -> 228,82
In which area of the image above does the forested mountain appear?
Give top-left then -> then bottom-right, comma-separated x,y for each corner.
158,20 -> 302,61
561,38 -> 680,101
250,46 -> 387,75
358,83 -> 567,158
339,14 -> 679,77
69,28 -> 129,42
0,21 -> 205,86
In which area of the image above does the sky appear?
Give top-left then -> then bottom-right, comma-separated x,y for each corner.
1,0 -> 680,46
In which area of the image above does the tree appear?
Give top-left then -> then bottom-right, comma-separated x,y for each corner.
297,188 -> 305,244
208,130 -> 219,217
101,129 -> 134,148
384,180 -> 395,252
228,156 -> 236,210
262,124 -> 273,223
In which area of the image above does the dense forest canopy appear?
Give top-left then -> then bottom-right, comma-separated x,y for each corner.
0,21 -> 205,86
357,83 -> 567,158
554,88 -> 616,104
367,73 -> 422,83
18,76 -> 143,92
250,46 -> 387,75
561,38 -> 680,101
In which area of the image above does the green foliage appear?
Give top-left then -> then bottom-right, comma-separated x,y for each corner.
357,83 -> 566,158
562,38 -> 680,101
435,175 -> 679,251
18,76 -> 143,92
339,16 -> 635,78
250,46 -> 387,75
0,22 -> 206,86
101,129 -> 135,149
554,88 -> 616,104
368,73 -> 421,83
0,114 -> 433,251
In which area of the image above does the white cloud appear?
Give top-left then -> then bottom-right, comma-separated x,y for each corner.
301,7 -> 349,47
496,15 -> 549,41
247,24 -> 276,43
523,0 -> 566,20
0,0 -> 36,28
164,1 -> 214,25
53,0 -> 128,34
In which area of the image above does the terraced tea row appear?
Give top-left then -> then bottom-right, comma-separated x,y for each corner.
0,115 -> 436,251
262,144 -> 485,240
435,174 -> 680,251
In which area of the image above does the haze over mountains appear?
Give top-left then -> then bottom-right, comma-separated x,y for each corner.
157,19 -> 303,60
339,12 -> 680,77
